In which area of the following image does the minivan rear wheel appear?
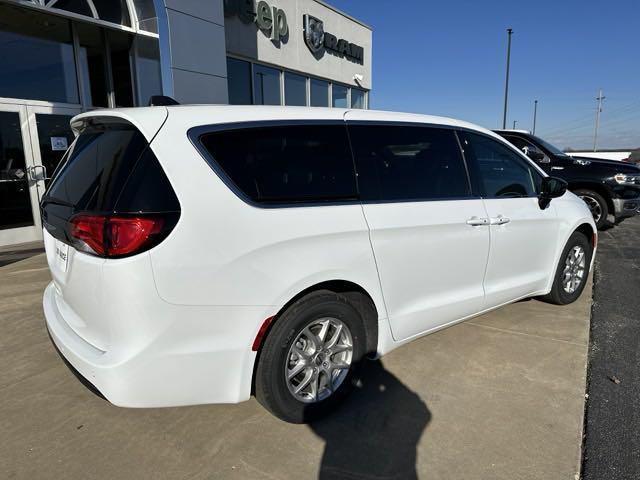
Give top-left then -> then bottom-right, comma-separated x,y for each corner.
255,291 -> 367,423
541,231 -> 592,305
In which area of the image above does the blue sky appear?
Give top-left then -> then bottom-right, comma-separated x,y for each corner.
330,0 -> 640,150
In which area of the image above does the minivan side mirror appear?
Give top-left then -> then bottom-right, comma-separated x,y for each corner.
538,176 -> 568,209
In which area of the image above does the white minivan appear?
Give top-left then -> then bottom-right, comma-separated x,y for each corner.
42,106 -> 596,423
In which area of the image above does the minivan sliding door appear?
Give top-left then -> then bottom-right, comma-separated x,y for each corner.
347,119 -> 490,342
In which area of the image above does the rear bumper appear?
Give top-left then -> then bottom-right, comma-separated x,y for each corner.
43,281 -> 273,407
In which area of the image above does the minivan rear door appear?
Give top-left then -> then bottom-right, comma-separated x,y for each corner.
346,118 -> 490,341
41,109 -> 170,350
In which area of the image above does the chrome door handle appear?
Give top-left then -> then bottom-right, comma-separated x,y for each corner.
28,165 -> 47,181
466,216 -> 490,226
490,215 -> 511,225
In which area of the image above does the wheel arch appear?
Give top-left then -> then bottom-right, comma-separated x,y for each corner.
544,218 -> 597,294
569,182 -> 614,215
575,222 -> 596,248
250,279 -> 380,395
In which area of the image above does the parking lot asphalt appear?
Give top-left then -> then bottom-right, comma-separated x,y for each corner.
1,253 -> 592,479
582,216 -> 640,479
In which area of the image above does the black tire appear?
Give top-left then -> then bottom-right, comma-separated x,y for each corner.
541,231 -> 592,305
255,291 -> 367,423
574,189 -> 609,230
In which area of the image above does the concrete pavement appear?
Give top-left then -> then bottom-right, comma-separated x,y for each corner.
0,253 -> 591,479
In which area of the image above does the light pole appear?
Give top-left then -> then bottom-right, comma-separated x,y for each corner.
532,100 -> 538,135
593,89 -> 605,152
502,28 -> 513,129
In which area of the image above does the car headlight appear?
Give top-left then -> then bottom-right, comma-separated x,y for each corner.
614,173 -> 640,185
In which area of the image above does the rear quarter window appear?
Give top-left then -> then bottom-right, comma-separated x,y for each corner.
196,124 -> 358,205
46,123 -> 147,211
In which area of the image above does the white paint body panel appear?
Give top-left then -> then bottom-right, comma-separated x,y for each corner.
42,105 -> 596,408
482,196 -> 560,305
361,199 -> 490,341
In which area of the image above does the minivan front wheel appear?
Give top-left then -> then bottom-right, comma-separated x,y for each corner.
542,231 -> 592,305
255,291 -> 367,423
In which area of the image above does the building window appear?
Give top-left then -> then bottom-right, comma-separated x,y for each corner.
133,0 -> 158,33
135,36 -> 162,106
332,84 -> 348,108
52,0 -> 94,18
351,88 -> 366,109
77,23 -> 109,107
227,57 -> 252,105
310,79 -> 329,107
108,30 -> 134,107
0,4 -> 78,104
284,72 -> 307,106
92,0 -> 132,27
253,64 -> 281,105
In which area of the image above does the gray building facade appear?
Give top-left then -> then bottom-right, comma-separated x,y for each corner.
0,0 -> 372,246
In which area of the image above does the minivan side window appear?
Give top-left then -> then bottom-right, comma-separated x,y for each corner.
348,124 -> 471,201
197,124 -> 357,204
460,132 -> 541,198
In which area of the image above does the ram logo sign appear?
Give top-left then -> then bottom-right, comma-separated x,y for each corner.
303,15 -> 325,53
303,14 -> 364,64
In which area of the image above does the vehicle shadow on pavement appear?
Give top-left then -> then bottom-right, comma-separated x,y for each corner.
310,359 -> 431,480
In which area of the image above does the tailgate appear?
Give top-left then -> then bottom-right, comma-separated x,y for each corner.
40,108 -> 169,351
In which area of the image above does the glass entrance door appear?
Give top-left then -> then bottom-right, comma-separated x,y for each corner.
0,103 -> 78,247
27,106 -> 78,198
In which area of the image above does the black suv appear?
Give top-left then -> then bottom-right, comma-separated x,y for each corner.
495,130 -> 640,229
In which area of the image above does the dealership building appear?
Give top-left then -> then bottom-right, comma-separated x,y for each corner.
0,0 -> 372,246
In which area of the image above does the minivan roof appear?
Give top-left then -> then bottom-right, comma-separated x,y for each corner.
72,105 -> 500,141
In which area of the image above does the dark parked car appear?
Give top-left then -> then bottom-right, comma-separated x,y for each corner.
495,130 -> 640,229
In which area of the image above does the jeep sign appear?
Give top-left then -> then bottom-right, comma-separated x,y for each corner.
225,0 -> 288,42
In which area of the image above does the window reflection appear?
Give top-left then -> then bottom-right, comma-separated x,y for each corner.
310,79 -> 329,107
253,65 -> 281,105
0,111 -> 33,230
227,58 -> 252,105
135,37 -> 162,106
351,89 -> 365,109
108,30 -> 134,107
285,72 -> 306,106
0,4 -> 78,104
77,23 -> 109,107
332,85 -> 348,108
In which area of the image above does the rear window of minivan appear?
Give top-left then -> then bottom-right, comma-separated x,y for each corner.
42,118 -> 180,244
46,122 -> 148,212
197,124 -> 358,204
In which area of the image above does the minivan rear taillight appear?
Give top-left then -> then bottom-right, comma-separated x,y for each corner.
69,214 -> 168,258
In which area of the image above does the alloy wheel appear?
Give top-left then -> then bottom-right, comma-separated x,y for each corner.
579,195 -> 603,223
562,245 -> 586,293
285,317 -> 353,403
